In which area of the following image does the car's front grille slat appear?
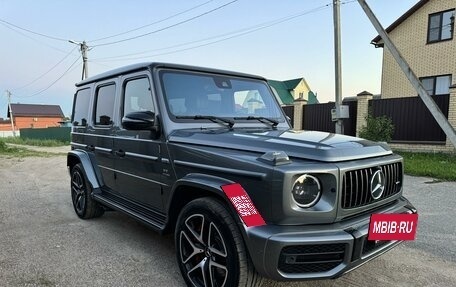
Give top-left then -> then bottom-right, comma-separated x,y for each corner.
363,168 -> 369,205
341,162 -> 402,209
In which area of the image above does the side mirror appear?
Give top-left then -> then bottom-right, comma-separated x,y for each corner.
122,111 -> 156,130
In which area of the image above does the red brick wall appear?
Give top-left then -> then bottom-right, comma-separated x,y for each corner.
0,122 -> 12,131
0,116 -> 62,131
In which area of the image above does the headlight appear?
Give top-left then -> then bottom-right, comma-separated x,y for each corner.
292,174 -> 321,208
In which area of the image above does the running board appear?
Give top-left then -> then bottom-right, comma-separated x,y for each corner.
93,192 -> 167,232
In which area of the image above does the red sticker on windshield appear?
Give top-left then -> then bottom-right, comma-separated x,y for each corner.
221,183 -> 266,227
368,213 -> 418,241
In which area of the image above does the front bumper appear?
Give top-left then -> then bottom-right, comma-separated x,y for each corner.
243,196 -> 416,281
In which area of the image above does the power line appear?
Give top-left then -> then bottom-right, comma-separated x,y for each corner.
11,47 -> 77,91
87,60 -> 115,69
0,21 -> 69,54
92,0 -> 358,62
92,3 -> 332,62
91,0 -> 239,47
89,0 -> 215,43
15,56 -> 81,99
0,18 -> 70,42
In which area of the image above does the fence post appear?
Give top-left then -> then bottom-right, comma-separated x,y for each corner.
446,85 -> 456,151
293,99 -> 306,130
356,91 -> 373,137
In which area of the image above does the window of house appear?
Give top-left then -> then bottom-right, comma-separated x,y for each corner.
72,88 -> 91,126
420,75 -> 452,95
427,9 -> 455,43
123,77 -> 154,117
94,84 -> 116,126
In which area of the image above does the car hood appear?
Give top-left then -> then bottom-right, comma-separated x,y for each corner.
168,128 -> 392,163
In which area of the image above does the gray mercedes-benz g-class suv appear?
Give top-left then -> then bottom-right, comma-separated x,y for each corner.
68,62 -> 416,286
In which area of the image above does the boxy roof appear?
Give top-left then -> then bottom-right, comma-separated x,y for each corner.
75,62 -> 266,87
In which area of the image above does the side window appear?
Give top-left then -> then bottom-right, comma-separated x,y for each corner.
123,77 -> 154,116
72,88 -> 91,126
94,84 -> 116,126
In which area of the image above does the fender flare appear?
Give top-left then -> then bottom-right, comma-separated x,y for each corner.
168,173 -> 234,205
67,150 -> 102,190
165,173 -> 241,227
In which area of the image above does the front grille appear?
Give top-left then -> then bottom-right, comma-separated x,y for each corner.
278,244 -> 346,274
362,237 -> 391,255
341,162 -> 402,209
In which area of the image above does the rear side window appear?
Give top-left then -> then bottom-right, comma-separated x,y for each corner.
123,77 -> 154,117
72,88 -> 91,126
94,84 -> 116,126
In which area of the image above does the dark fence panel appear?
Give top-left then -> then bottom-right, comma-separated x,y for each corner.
302,101 -> 357,136
20,127 -> 71,142
303,103 -> 335,133
343,101 -> 357,136
281,105 -> 294,127
370,95 -> 450,143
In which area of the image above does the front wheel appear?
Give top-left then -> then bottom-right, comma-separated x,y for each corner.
175,197 -> 263,287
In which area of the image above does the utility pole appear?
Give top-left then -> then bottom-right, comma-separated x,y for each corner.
6,90 -> 16,137
357,0 -> 456,148
69,40 -> 89,80
333,0 -> 343,134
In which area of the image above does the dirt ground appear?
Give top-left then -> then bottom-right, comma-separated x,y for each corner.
0,153 -> 455,286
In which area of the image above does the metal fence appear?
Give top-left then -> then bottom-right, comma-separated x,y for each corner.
20,127 -> 71,142
302,101 -> 357,136
370,95 -> 450,143
281,105 -> 295,127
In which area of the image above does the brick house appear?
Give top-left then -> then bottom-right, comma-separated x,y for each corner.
0,103 -> 64,132
371,0 -> 455,98
369,0 -> 456,153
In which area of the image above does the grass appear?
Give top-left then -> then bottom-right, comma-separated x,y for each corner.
1,137 -> 69,147
397,151 -> 456,181
0,140 -> 60,158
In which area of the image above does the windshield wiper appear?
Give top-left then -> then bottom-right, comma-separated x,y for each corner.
234,116 -> 279,128
176,115 -> 234,129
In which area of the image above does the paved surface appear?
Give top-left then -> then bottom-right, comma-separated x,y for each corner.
0,154 -> 455,287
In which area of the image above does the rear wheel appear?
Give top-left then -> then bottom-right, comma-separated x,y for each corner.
175,197 -> 263,287
70,163 -> 104,219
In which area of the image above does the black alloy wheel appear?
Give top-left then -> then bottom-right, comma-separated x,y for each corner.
175,197 -> 263,287
70,164 -> 104,219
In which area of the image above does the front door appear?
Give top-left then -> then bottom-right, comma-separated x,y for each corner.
113,75 -> 165,211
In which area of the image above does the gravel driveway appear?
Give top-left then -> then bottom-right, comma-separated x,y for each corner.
0,153 -> 455,286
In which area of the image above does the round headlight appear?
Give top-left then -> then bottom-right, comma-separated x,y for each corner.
292,174 -> 321,208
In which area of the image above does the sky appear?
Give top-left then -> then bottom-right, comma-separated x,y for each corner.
0,0 -> 419,118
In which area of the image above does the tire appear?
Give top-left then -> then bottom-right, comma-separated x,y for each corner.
175,197 -> 263,287
70,163 -> 104,219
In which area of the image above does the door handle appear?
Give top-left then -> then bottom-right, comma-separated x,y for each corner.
86,145 -> 95,151
115,150 -> 126,157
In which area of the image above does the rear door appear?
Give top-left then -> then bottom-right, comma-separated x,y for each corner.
89,81 -> 118,192
113,73 -> 165,211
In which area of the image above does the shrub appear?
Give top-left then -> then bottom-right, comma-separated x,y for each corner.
359,112 -> 394,142
0,140 -> 6,151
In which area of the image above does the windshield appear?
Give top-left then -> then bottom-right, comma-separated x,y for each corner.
159,70 -> 285,124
